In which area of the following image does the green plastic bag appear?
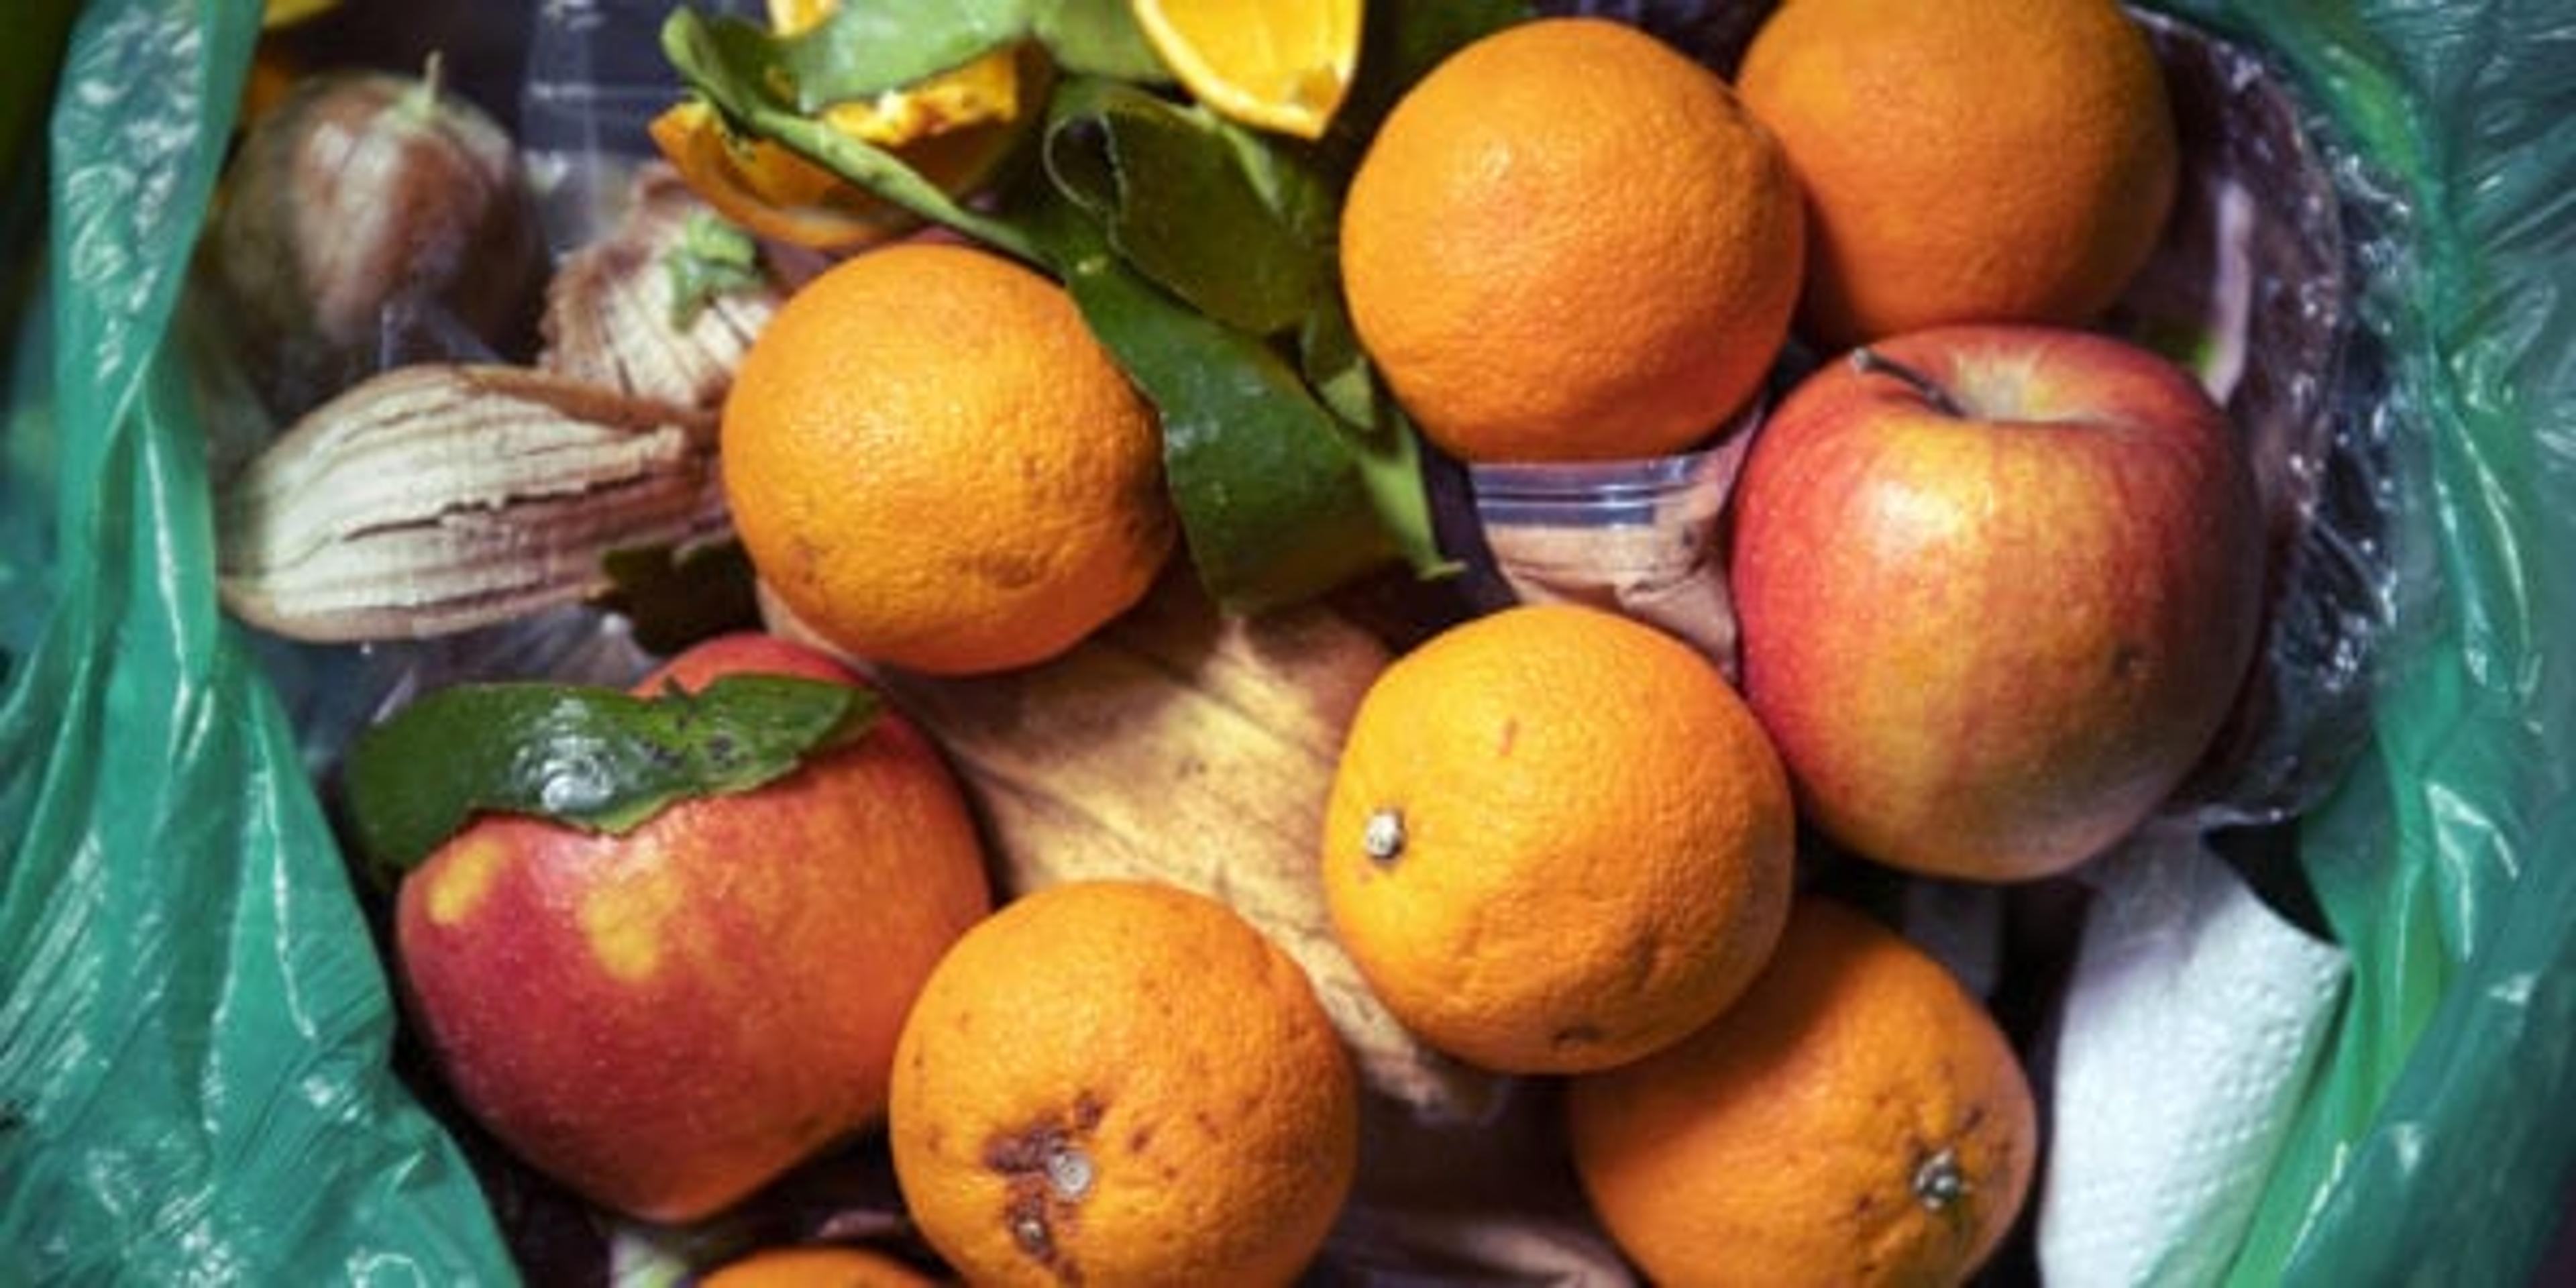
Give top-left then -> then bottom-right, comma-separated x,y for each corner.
0,1 -> 517,1280
2,0 -> 2571,1283
2159,1 -> 2576,1281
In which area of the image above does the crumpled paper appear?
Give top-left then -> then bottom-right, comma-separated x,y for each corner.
2036,825 -> 2349,1286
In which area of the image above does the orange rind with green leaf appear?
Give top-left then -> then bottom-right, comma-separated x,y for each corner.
651,2 -> 1041,253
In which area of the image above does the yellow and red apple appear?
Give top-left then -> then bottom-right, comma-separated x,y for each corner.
1729,325 -> 2265,881
393,633 -> 993,1223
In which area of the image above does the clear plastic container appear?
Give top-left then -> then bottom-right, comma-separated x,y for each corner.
1466,398 -> 1763,672
519,0 -> 757,257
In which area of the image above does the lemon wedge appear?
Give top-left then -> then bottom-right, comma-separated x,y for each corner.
1129,0 -> 1362,140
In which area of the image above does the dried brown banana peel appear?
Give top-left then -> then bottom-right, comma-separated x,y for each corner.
217,364 -> 729,643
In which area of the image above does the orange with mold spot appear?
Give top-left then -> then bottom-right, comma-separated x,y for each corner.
888,880 -> 1358,1287
393,633 -> 992,1223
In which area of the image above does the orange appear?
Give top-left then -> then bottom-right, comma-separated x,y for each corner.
1319,603 -> 1795,1074
699,1245 -> 938,1287
1567,898 -> 2040,1287
1129,0 -> 1361,139
1338,17 -> 1803,464
888,880 -> 1358,1287
723,242 -> 1173,675
1736,0 -> 2179,347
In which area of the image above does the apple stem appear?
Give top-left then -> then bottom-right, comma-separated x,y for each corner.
404,50 -> 448,123
1850,347 -> 1968,419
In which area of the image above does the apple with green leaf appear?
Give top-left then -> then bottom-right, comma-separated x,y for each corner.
1728,324 -> 2265,881
378,633 -> 992,1223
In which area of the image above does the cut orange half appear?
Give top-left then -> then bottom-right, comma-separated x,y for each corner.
1130,0 -> 1362,140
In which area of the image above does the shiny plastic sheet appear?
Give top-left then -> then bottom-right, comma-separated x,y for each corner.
0,1 -> 517,1281
2150,1 -> 2576,1281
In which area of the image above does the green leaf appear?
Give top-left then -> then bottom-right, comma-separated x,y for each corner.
1299,292 -> 1455,582
663,9 -> 1047,264
1030,0 -> 1169,81
662,210 -> 768,329
1214,114 -> 1342,250
341,674 -> 879,885
678,0 -> 1031,113
664,0 -> 1164,111
1042,79 -> 1319,336
1024,197 -> 1397,610
1299,293 -> 1383,431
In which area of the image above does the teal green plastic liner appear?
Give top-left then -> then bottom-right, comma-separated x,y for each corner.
0,1 -> 518,1281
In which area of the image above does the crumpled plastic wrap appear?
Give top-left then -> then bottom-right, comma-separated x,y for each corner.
0,1 -> 514,1279
6,0 -> 2576,1283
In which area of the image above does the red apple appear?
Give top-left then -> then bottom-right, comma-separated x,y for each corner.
394,633 -> 993,1222
1728,325 -> 2264,880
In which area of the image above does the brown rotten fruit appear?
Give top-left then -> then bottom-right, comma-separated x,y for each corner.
212,59 -> 543,417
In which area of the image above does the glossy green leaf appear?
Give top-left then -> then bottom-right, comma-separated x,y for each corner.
1042,79 -> 1318,336
662,210 -> 767,329
1031,0 -> 1169,80
682,0 -> 1029,113
664,0 -> 1163,112
1028,198 -> 1393,610
341,674 -> 878,885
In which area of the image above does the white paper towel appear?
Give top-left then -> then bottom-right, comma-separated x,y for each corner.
2037,824 -> 2349,1287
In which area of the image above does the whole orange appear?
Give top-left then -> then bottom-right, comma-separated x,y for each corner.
1319,603 -> 1795,1074
1567,898 -> 2039,1287
698,1245 -> 938,1287
1736,0 -> 2179,347
888,880 -> 1358,1287
1338,17 -> 1803,463
723,243 -> 1173,675
394,633 -> 993,1222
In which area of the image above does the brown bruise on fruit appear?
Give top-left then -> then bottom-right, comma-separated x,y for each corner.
983,1092 -> 1108,1283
